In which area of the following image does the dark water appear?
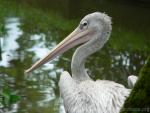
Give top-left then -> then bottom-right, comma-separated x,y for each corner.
0,0 -> 150,113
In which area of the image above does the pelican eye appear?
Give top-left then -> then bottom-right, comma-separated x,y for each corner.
80,20 -> 88,30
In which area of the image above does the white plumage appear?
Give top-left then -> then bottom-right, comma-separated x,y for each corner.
59,71 -> 130,113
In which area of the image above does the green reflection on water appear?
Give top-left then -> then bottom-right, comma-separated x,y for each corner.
0,0 -> 150,113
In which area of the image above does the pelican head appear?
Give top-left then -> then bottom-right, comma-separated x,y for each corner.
25,12 -> 112,73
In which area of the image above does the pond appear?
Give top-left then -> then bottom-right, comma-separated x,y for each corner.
0,0 -> 150,113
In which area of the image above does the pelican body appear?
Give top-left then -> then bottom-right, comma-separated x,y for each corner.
26,12 -> 131,113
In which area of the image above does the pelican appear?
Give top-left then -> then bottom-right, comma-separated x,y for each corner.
25,12 -> 137,113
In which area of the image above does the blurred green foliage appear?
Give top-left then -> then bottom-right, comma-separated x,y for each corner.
0,87 -> 20,108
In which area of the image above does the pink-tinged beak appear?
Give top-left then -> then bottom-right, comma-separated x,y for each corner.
25,28 -> 93,73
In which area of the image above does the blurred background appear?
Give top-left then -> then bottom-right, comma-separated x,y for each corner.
0,0 -> 150,113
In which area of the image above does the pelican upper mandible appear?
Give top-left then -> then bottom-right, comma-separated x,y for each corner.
25,12 -> 133,113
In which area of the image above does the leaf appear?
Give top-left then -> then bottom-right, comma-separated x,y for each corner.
10,95 -> 20,104
0,87 -> 20,107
